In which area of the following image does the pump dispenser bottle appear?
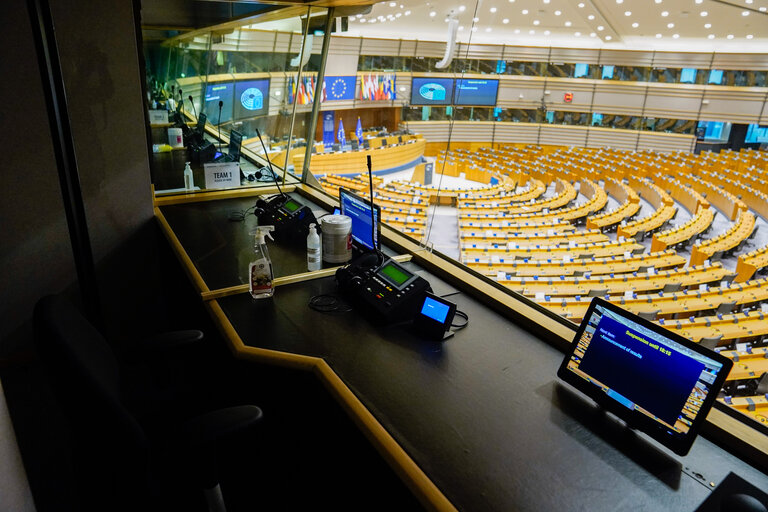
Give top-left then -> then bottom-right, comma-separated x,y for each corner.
307,223 -> 321,271
249,226 -> 275,299
183,162 -> 194,190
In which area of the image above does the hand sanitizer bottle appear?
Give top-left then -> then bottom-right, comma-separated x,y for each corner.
307,223 -> 321,271
249,226 -> 275,299
183,162 -> 194,191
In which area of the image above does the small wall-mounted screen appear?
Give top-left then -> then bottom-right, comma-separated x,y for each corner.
233,79 -> 270,120
453,79 -> 499,106
410,77 -> 455,106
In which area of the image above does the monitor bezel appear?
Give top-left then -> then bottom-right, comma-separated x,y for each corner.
557,297 -> 733,456
338,187 -> 381,253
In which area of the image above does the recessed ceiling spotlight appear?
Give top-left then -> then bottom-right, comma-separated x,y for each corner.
543,0 -> 551,4
429,11 -> 436,16
405,10 -> 411,15
655,0 -> 662,3
544,30 -> 551,34
389,2 -> 396,6
522,9 -> 528,14
554,10 -> 561,15
472,26 -> 478,31
624,10 -> 631,16
360,18 -> 367,22
672,33 -> 679,38
632,22 -> 639,27
515,28 -> 521,33
459,5 -> 466,11
616,0 -> 623,3
490,7 -> 497,12
473,16 -> 479,21
529,29 -> 535,34
667,22 -> 674,28
694,0 -> 702,3
597,25 -> 605,30
458,25 -> 464,30
742,10 -> 750,15
760,6 -> 767,11
708,34 -> 715,39
605,35 -> 612,40
503,18 -> 510,23
565,20 -> 572,26
747,34 -> 754,39
746,0 -> 754,3
400,4 -> 403,8
700,11 -> 708,16
588,14 -> 595,20
369,19 -> 376,23
533,19 -> 540,25
590,32 -> 596,37
444,17 -> 449,21
485,27 -> 492,31
575,31 -> 581,36
727,34 -> 734,39
578,2 -> 585,7
704,23 -> 711,28
661,11 -> 669,16
396,12 -> 402,17
656,33 -> 662,38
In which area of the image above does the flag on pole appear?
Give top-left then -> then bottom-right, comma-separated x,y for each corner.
337,119 -> 346,146
356,117 -> 363,144
288,76 -> 295,104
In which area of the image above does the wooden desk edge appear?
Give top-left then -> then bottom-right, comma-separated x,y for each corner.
205,300 -> 458,512
154,207 -> 210,295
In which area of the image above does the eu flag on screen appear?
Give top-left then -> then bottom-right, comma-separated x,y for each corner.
356,117 -> 363,144
337,118 -> 346,146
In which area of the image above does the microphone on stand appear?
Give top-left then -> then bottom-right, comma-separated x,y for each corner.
255,128 -> 285,198
188,95 -> 198,120
178,88 -> 184,114
217,100 -> 223,151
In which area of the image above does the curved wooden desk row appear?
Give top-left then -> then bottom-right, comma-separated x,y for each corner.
498,264 -> 732,297
457,180 -> 577,214
690,210 -> 756,266
464,250 -> 686,277
458,228 -> 608,245
651,207 -> 715,252
737,243 -> 768,283
539,275 -> 768,321
616,205 -> 677,239
666,309 -> 768,344
458,188 -> 607,223
460,239 -> 645,260
455,179 -> 556,208
683,172 -> 748,222
653,174 -> 710,215
295,138 -> 426,175
586,200 -> 641,231
458,219 -> 577,230
721,395 -> 768,425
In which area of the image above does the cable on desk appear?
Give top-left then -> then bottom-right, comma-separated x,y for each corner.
309,294 -> 352,313
451,310 -> 469,330
228,205 -> 256,222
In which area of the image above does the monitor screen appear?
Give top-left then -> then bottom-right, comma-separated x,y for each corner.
708,69 -> 724,85
558,298 -> 732,456
339,188 -> 380,252
454,79 -> 499,106
680,68 -> 697,84
574,63 -> 589,78
601,65 -> 615,79
421,296 -> 450,322
410,77 -> 455,106
233,79 -> 270,120
203,82 -> 234,124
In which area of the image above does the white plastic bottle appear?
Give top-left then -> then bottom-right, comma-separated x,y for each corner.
307,223 -> 321,271
249,226 -> 275,299
183,162 -> 194,191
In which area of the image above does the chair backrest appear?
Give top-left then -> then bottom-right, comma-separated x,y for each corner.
33,295 -> 149,508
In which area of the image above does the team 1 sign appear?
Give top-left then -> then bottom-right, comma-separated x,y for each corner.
564,92 -> 573,103
204,162 -> 240,189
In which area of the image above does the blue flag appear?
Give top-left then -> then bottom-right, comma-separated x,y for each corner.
356,117 -> 363,144
337,118 -> 346,146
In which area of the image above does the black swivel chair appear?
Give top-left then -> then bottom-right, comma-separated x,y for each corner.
33,294 -> 263,512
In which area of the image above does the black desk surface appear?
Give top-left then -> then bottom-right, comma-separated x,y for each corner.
160,197 -> 768,511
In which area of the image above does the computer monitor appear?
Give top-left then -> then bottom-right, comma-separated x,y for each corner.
558,297 -> 732,456
339,188 -> 380,253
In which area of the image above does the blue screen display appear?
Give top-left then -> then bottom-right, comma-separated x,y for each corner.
410,78 -> 454,106
746,124 -> 768,143
601,65 -> 615,79
204,82 -> 234,124
708,69 -> 724,84
454,79 -> 499,106
574,63 -> 589,78
680,68 -> 697,84
233,79 -> 270,120
421,297 -> 450,323
339,190 -> 379,251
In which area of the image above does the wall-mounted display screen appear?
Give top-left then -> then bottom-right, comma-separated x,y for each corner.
203,82 -> 234,124
574,63 -> 589,78
233,79 -> 270,120
454,79 -> 499,106
410,77 -> 454,106
708,69 -> 724,85
680,68 -> 697,84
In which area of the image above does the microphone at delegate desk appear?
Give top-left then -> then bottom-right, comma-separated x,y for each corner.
188,95 -> 198,120
217,100 -> 223,151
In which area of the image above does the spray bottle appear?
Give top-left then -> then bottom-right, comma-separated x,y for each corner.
249,226 -> 275,299
307,223 -> 321,271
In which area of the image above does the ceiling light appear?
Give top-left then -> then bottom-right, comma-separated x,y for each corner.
473,16 -> 479,21
565,20 -> 572,26
472,26 -> 477,31
588,14 -> 595,19
667,22 -> 674,28
503,18 -> 510,23
708,34 -> 715,39
575,31 -> 581,36
444,17 -> 449,21
485,27 -> 492,31
616,0 -> 623,3
529,29 -> 535,34
742,10 -> 750,15
747,34 -> 754,39
533,19 -> 540,25
605,35 -> 612,40
661,11 -> 669,16
760,6 -> 767,11
632,22 -> 639,27
727,34 -> 734,39
400,4 -> 404,7
700,11 -> 708,16
360,18 -> 366,22
459,5 -> 466,11
369,19 -> 376,23
490,7 -> 497,12
746,0 -> 754,3
544,30 -> 551,34
522,9 -> 528,14
597,25 -> 604,30
544,0 -> 551,4
672,33 -> 679,38
590,32 -> 596,37
429,11 -> 436,16
704,23 -> 711,28
459,25 -> 464,30
655,0 -> 662,3
397,12 -> 402,17
578,2 -> 585,7
695,0 -> 702,3
554,10 -> 562,15
389,1 -> 396,6
624,10 -> 631,15
656,33 -> 662,38
405,10 -> 411,15
515,28 -> 521,33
